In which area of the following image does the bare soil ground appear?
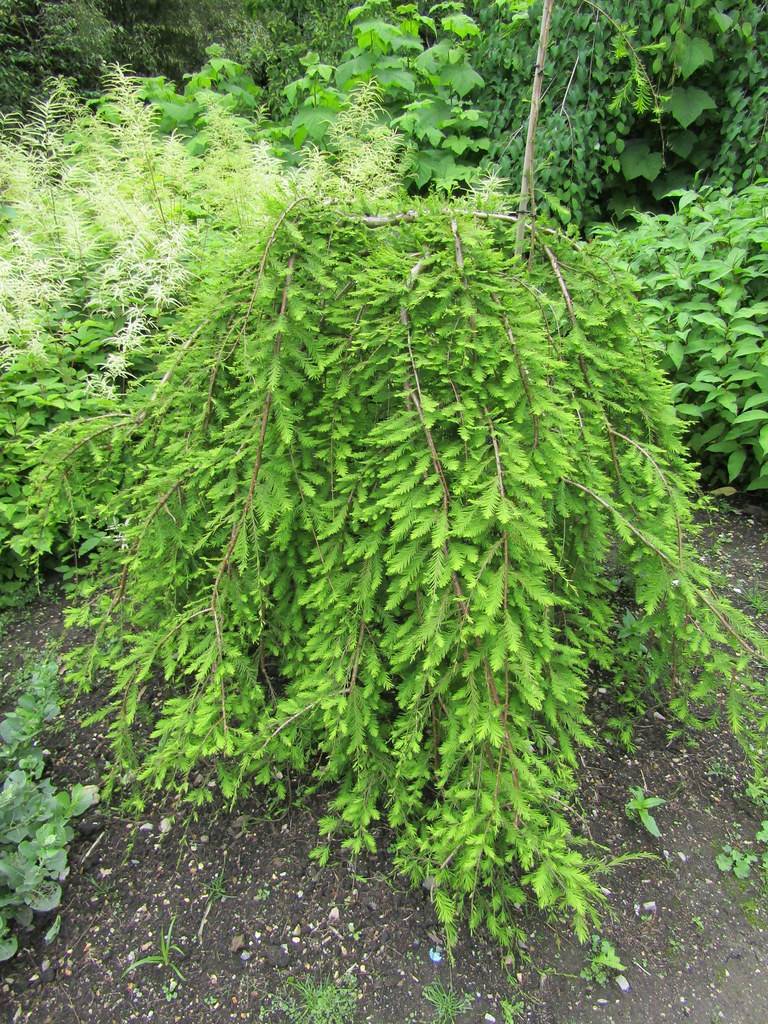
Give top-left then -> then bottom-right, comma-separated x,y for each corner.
2,500 -> 768,1024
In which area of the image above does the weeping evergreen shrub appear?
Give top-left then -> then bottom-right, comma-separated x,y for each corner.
28,94 -> 768,948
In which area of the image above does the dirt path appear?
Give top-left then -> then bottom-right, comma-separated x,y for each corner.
2,502 -> 768,1024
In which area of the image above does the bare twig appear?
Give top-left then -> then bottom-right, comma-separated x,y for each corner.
516,0 -> 556,258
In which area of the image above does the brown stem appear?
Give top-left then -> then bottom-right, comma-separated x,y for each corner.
515,0 -> 556,258
485,409 -> 510,616
345,618 -> 367,696
608,426 -> 684,567
450,218 -> 464,274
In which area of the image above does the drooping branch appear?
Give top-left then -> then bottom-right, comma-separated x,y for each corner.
544,244 -> 621,481
209,255 -> 296,658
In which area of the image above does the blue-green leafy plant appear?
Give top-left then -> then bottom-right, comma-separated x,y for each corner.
0,657 -> 98,960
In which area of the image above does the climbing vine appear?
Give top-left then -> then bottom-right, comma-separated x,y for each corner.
476,0 -> 768,223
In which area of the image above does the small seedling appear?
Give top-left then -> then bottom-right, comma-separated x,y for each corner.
274,975 -> 357,1024
423,981 -> 473,1024
747,585 -> 768,616
204,867 -> 233,903
501,996 -> 525,1023
625,786 -> 665,838
123,916 -> 186,981
715,845 -> 756,880
580,935 -> 626,986
162,978 -> 179,1002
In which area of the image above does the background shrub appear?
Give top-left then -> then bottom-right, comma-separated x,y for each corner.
0,0 -> 255,113
598,184 -> 768,490
0,0 -> 112,111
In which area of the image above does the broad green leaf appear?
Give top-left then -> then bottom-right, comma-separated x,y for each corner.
69,784 -> 99,817
27,882 -> 62,913
620,141 -> 663,182
734,409 -> 768,424
727,448 -> 746,481
0,932 -> 17,962
376,68 -> 416,92
666,87 -> 716,129
440,61 -> 484,97
335,54 -> 376,88
441,13 -> 480,38
676,36 -> 715,79
667,340 -> 684,369
44,914 -> 62,944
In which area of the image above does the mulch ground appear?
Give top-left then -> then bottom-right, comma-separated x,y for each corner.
2,500 -> 768,1024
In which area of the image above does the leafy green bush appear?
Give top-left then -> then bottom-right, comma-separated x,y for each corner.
244,0 -> 351,117
278,1 -> 489,190
597,184 -> 768,490
475,0 -> 768,224
0,656 -> 98,961
28,89 -> 767,948
136,45 -> 264,151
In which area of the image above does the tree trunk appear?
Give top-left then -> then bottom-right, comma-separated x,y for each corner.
515,0 -> 556,258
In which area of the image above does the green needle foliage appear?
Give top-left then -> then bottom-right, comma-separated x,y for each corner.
25,89 -> 768,950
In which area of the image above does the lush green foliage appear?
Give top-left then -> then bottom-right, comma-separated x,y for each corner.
0,0 -> 253,113
476,0 -> 768,223
598,184 -> 768,490
279,1 -> 489,189
136,46 -> 264,151
0,656 -> 98,960
18,90 -> 765,948
244,0 -> 351,117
